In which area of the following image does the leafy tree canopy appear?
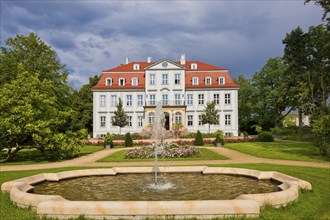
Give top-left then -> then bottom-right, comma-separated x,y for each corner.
201,101 -> 219,134
111,98 -> 128,134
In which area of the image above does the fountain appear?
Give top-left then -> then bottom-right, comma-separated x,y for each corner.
1,102 -> 313,219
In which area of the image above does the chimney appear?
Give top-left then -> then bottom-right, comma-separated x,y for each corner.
147,57 -> 152,63
180,54 -> 185,65
125,57 -> 129,64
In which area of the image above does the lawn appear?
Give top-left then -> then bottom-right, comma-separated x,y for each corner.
97,148 -> 228,162
0,164 -> 329,220
0,145 -> 104,165
224,141 -> 330,162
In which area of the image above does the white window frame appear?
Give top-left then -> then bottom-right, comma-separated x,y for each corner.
119,78 -> 125,86
191,63 -> 198,69
100,116 -> 106,127
126,95 -> 132,106
175,112 -> 182,124
225,114 -> 231,126
214,94 -> 220,105
187,115 -> 193,126
138,116 -> 143,127
149,112 -> 155,124
225,93 -> 231,105
198,115 -> 203,126
100,95 -> 106,107
106,78 -> 112,86
175,94 -> 181,105
192,77 -> 199,85
149,94 -> 156,106
162,94 -> 168,105
137,95 -> 143,106
133,64 -> 140,70
174,73 -> 180,85
127,116 -> 132,127
198,94 -> 204,105
205,77 -> 212,85
162,73 -> 168,85
150,74 -> 155,85
111,95 -> 117,106
187,94 -> 193,105
218,77 -> 225,85
131,77 -> 138,86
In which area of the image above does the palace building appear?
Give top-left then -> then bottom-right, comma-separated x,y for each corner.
92,55 -> 239,138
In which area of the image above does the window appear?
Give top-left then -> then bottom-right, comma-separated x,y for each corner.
198,115 -> 203,125
218,77 -> 225,85
127,116 -> 132,127
150,74 -> 155,85
198,94 -> 204,105
162,73 -> 168,85
192,77 -> 199,85
191,63 -> 198,69
132,77 -> 138,86
162,94 -> 168,105
126,95 -> 132,106
174,74 -> 180,85
187,115 -> 193,126
175,112 -> 182,124
225,114 -> 231,125
205,77 -> 212,85
149,94 -> 156,106
111,95 -> 117,106
106,78 -> 112,86
100,95 -> 106,107
138,116 -> 143,127
225,93 -> 231,104
137,95 -> 143,106
187,94 -> 193,105
214,94 -> 220,104
119,78 -> 125,86
149,112 -> 155,124
133,64 -> 140,70
100,116 -> 106,127
175,94 -> 181,105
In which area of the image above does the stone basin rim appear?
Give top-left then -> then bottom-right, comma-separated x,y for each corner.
1,166 -> 312,219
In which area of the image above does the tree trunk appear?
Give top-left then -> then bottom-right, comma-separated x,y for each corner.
119,126 -> 121,135
298,108 -> 303,135
208,124 -> 211,134
6,147 -> 21,162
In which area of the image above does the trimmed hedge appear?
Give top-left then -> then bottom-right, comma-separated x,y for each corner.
194,130 -> 204,146
124,132 -> 133,147
257,131 -> 274,142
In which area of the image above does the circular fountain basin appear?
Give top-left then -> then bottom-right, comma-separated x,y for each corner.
1,166 -> 312,219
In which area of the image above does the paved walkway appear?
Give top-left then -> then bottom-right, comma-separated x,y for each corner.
1,147 -> 329,172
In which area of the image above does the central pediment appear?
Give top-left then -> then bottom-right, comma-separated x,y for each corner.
145,59 -> 185,70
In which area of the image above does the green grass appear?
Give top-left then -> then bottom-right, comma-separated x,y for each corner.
97,148 -> 228,162
224,141 -> 329,162
0,164 -> 329,220
0,145 -> 104,165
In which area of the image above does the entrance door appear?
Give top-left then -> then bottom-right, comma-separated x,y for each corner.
164,112 -> 170,130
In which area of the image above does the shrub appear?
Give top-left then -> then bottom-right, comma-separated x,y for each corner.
104,133 -> 114,148
257,131 -> 274,142
194,130 -> 204,146
124,132 -> 133,147
214,130 -> 225,146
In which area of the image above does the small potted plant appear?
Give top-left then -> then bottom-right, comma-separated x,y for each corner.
104,133 -> 113,149
214,130 -> 225,147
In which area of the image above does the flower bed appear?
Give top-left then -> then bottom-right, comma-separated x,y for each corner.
125,143 -> 201,159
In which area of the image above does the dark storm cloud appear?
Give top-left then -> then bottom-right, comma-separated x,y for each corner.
0,0 -> 324,89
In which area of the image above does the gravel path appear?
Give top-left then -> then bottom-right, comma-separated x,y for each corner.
1,147 -> 329,172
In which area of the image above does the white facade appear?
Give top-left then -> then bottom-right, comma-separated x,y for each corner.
93,56 -> 239,138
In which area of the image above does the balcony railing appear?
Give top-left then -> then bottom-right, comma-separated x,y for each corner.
145,100 -> 186,107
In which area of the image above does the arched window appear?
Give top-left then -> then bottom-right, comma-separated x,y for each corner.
105,78 -> 112,86
192,77 -> 199,85
149,112 -> 155,124
218,77 -> 225,85
175,112 -> 182,124
205,77 -> 212,85
133,64 -> 140,70
191,63 -> 198,69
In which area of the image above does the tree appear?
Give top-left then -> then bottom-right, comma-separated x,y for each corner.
312,109 -> 330,156
124,132 -> 133,147
201,101 -> 219,134
111,98 -> 128,135
305,0 -> 330,23
233,75 -> 254,132
252,57 -> 295,128
0,66 -> 85,161
194,130 -> 204,146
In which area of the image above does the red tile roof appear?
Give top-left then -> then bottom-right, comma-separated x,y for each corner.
93,60 -> 238,90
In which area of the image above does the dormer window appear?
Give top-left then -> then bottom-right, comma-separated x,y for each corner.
105,78 -> 112,86
132,77 -> 138,86
133,64 -> 140,70
119,78 -> 125,86
218,77 -> 225,85
191,63 -> 198,69
192,77 -> 199,85
205,77 -> 212,85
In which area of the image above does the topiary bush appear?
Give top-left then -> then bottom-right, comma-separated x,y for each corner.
257,131 -> 274,142
124,132 -> 133,147
194,130 -> 204,146
104,133 -> 114,148
214,130 -> 225,146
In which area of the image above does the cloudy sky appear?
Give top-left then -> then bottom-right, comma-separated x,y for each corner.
1,0 -> 324,89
